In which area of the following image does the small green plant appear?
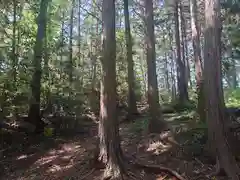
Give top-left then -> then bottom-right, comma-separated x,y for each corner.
130,118 -> 149,133
44,126 -> 54,137
225,88 -> 240,107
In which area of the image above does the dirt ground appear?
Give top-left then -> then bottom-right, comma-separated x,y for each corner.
0,113 -> 228,180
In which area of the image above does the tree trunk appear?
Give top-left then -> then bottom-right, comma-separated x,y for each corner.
180,3 -> 191,88
174,0 -> 189,103
44,10 -> 51,109
78,0 -> 81,67
60,11 -> 65,82
12,0 -> 18,117
144,0 -> 167,133
168,24 -> 177,101
162,32 -> 170,91
69,0 -> 74,84
12,0 -> 17,84
164,52 -> 170,91
140,49 -> 147,97
97,0 -> 124,178
123,0 -> 138,118
28,0 -> 49,133
204,0 -> 240,178
190,0 -> 205,121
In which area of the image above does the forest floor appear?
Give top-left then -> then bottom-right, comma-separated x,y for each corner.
0,110 -> 228,180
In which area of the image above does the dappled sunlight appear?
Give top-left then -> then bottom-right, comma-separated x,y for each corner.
16,154 -> 33,160
3,136 -> 97,180
146,141 -> 172,155
47,164 -> 74,173
34,155 -> 58,166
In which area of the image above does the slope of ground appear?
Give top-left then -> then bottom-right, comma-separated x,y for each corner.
0,111 -> 229,180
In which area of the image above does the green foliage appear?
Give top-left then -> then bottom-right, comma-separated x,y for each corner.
130,117 -> 149,133
170,100 -> 196,112
225,88 -> 240,107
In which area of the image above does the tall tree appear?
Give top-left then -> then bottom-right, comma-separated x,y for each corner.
12,0 -> 17,84
123,0 -> 138,118
204,0 -> 240,178
144,0 -> 167,132
78,0 -> 81,66
97,0 -> 124,178
69,0 -> 74,84
180,2 -> 191,88
189,0 -> 204,121
174,0 -> 189,103
28,0 -> 49,132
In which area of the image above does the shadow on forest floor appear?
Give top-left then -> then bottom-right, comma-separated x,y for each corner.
0,111 -> 228,180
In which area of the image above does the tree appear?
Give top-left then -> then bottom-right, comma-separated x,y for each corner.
28,0 -> 50,133
189,0 -> 205,121
179,2 -> 191,88
144,0 -> 167,133
173,0 -> 189,103
204,0 -> 240,178
12,0 -> 17,84
123,0 -> 138,118
97,0 -> 124,178
69,0 -> 74,85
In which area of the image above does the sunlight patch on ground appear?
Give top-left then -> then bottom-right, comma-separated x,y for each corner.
16,154 -> 31,160
146,141 -> 171,155
61,155 -> 73,160
47,163 -> 74,173
34,155 -> 58,166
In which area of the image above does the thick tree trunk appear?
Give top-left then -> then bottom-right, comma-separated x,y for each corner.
97,0 -> 124,178
123,0 -> 138,118
28,0 -> 49,133
174,0 -> 189,103
204,0 -> 240,178
144,0 -> 168,133
189,0 -> 205,121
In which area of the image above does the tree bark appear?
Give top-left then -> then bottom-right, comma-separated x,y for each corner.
97,0 -> 124,178
123,0 -> 138,118
180,3 -> 191,88
78,0 -> 81,67
204,0 -> 240,178
144,0 -> 168,133
189,0 -> 205,121
59,11 -> 64,82
12,0 -> 17,84
168,24 -> 177,101
28,0 -> 49,133
69,0 -> 74,84
174,0 -> 189,103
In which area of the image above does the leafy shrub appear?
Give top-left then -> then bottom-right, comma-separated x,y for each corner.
225,88 -> 240,107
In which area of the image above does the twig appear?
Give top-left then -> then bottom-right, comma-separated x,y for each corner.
132,160 -> 187,180
194,158 -> 204,167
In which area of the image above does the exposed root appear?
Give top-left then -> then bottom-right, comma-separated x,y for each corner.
93,152 -> 185,180
130,159 -> 186,180
102,163 -> 124,180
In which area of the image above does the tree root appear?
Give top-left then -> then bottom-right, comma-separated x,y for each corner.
130,159 -> 186,180
92,151 -> 185,180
